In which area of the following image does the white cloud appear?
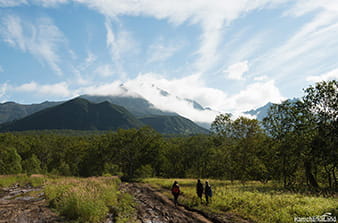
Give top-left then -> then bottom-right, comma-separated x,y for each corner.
85,51 -> 96,64
285,0 -> 338,17
255,1 -> 338,82
71,0 -> 289,73
15,81 -> 71,97
95,64 -> 114,77
306,68 -> 338,82
0,83 -> 8,99
105,17 -> 136,79
147,40 -> 182,64
75,81 -> 140,98
0,0 -> 27,7
225,61 -> 249,80
254,75 -> 268,81
75,73 -> 284,123
228,80 -> 284,116
0,15 -> 65,75
31,0 -> 68,7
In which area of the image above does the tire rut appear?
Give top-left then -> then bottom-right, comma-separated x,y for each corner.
122,183 -> 214,223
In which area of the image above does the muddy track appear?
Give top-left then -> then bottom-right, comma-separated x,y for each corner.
0,184 -> 62,223
122,183 -> 253,223
122,183 -> 213,223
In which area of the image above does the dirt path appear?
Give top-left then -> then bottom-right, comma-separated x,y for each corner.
122,183 -> 213,223
122,183 -> 253,223
0,184 -> 62,223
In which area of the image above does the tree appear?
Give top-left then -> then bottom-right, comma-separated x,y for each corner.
211,114 -> 267,182
22,154 -> 41,175
303,80 -> 338,189
263,100 -> 315,188
0,146 -> 22,174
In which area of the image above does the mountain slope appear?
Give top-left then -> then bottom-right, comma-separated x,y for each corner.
0,98 -> 144,131
139,115 -> 209,135
244,102 -> 273,121
80,95 -> 176,117
0,101 -> 62,124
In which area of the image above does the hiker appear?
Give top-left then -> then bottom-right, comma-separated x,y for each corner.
205,181 -> 212,205
171,181 -> 180,206
196,179 -> 203,203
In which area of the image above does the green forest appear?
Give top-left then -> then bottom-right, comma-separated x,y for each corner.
0,80 -> 337,191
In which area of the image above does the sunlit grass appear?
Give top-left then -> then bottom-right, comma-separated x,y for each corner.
0,174 -> 46,187
44,176 -> 136,223
0,175 -> 136,223
143,178 -> 337,223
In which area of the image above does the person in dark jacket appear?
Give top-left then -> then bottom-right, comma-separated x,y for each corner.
205,181 -> 212,205
196,179 -> 203,203
171,181 -> 180,206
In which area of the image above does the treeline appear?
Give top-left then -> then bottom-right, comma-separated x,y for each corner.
0,81 -> 336,190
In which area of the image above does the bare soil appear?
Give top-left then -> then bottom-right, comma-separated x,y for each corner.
122,183 -> 253,223
0,184 -> 62,223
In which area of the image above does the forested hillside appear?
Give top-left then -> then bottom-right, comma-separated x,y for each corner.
0,98 -> 144,131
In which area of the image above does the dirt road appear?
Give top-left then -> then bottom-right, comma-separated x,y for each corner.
122,183 -> 253,223
122,183 -> 213,223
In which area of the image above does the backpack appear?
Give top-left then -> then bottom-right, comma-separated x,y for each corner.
206,185 -> 212,197
172,185 -> 180,194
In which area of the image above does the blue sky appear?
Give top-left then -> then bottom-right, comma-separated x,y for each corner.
0,0 -> 338,123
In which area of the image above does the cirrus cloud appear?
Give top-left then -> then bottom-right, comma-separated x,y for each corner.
0,15 -> 66,75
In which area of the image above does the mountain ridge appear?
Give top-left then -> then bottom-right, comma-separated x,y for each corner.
0,98 -> 209,135
0,98 -> 144,132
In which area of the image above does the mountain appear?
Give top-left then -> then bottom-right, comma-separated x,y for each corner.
80,94 -> 176,117
0,98 -> 209,135
0,94 -> 175,124
0,101 -> 62,124
244,102 -> 273,121
0,98 -> 144,131
139,115 -> 209,135
244,98 -> 298,121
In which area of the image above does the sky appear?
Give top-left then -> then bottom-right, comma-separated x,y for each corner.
0,0 -> 338,123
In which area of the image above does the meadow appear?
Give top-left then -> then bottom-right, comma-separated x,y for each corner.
143,178 -> 338,223
1,175 -> 337,223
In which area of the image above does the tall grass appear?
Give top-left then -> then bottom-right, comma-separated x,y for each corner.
0,175 -> 136,223
143,178 -> 337,223
0,174 -> 46,187
44,176 -> 135,223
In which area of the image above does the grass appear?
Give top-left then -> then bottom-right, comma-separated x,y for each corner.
0,174 -> 46,187
44,176 -> 137,223
142,178 -> 338,223
0,175 -> 136,223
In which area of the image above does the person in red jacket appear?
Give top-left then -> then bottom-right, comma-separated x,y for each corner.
171,181 -> 180,206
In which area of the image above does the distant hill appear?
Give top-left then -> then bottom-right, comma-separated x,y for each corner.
80,94 -> 176,117
0,101 -> 62,124
139,115 -> 209,135
0,98 -> 144,131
